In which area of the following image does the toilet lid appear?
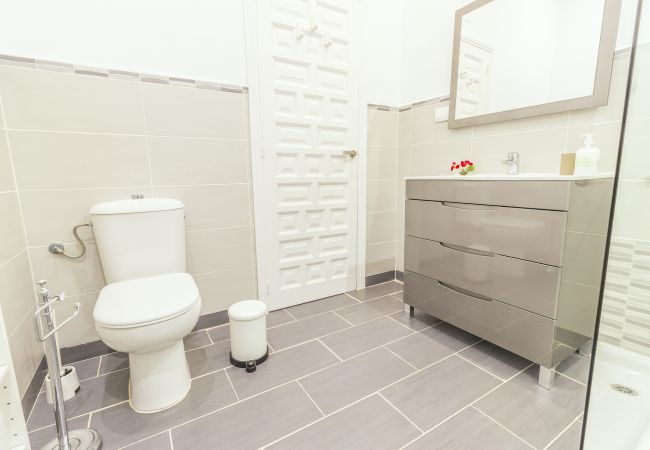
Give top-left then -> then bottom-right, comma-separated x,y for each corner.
94,272 -> 200,327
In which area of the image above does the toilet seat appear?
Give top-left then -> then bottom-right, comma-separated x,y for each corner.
94,272 -> 200,328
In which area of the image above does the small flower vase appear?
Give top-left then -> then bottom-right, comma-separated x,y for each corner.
450,160 -> 476,176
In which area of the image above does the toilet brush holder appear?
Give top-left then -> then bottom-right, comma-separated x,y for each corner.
34,280 -> 102,450
45,366 -> 80,404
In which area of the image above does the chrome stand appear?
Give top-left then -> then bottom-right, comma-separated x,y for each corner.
538,365 -> 556,390
34,280 -> 102,450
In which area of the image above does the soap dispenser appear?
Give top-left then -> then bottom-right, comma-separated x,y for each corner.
574,134 -> 600,175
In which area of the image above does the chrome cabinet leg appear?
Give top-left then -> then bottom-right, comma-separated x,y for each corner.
538,365 -> 556,390
579,340 -> 593,358
409,306 -> 415,318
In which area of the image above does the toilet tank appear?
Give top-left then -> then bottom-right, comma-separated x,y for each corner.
90,198 -> 186,284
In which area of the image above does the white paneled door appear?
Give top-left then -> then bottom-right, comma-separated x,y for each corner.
246,0 -> 360,310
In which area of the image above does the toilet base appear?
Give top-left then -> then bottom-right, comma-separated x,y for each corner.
128,340 -> 191,413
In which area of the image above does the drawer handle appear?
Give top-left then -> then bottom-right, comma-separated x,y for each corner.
438,281 -> 493,302
441,201 -> 497,211
440,242 -> 495,257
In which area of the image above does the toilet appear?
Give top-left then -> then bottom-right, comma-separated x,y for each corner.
90,199 -> 201,413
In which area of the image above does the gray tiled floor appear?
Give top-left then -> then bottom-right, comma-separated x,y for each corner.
28,281 -> 588,449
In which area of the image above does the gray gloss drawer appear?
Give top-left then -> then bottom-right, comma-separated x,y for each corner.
403,271 -> 555,367
406,179 -> 571,211
405,199 -> 567,266
404,236 -> 560,318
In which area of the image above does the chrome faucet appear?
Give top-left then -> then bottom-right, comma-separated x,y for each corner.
502,152 -> 520,175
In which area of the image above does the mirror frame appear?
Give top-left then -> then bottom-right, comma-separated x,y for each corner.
448,0 -> 622,129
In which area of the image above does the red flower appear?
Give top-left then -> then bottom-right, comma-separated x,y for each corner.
455,165 -> 460,169
461,162 -> 466,167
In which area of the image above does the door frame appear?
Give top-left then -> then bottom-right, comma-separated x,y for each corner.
243,0 -> 367,304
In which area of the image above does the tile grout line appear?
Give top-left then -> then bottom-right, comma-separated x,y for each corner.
377,392 -> 425,434
541,413 -> 584,450
316,338 -> 343,362
472,406 -> 536,449
455,352 -> 507,382
223,369 -> 240,402
399,362 -> 535,449
116,430 -> 170,450
28,400 -> 130,434
296,379 -> 326,416
382,345 -> 419,371
555,370 -> 587,387
331,310 -> 355,327
168,429 -> 174,450
283,309 -> 299,321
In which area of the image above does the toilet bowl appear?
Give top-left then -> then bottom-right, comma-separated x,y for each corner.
94,272 -> 201,413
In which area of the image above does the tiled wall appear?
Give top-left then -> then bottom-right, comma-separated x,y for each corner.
600,44 -> 650,355
394,52 -> 631,273
0,58 -> 257,351
366,108 -> 399,280
0,98 -> 43,397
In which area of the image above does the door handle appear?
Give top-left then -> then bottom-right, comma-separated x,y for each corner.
342,149 -> 357,158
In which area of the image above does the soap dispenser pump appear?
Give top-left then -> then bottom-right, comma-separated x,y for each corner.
574,133 -> 600,175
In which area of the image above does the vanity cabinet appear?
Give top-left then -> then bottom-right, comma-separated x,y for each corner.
403,176 -> 614,383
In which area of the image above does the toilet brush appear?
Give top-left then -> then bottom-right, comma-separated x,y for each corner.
34,280 -> 102,450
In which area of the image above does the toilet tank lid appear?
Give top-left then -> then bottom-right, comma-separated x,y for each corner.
90,198 -> 183,215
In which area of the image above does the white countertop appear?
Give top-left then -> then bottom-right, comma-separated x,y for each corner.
405,172 -> 614,181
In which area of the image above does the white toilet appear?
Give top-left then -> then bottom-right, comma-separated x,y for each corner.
90,198 -> 201,413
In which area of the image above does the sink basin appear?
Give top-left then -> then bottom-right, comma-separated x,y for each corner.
404,172 -> 614,181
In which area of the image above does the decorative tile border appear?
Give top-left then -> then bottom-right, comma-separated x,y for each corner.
0,53 -> 248,93
600,236 -> 650,357
367,95 -> 450,113
367,103 -> 399,112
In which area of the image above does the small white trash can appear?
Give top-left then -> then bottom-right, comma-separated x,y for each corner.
228,300 -> 269,372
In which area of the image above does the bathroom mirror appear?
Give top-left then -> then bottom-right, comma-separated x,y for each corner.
448,0 -> 622,128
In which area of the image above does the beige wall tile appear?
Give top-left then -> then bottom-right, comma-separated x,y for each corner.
471,128 -> 567,174
53,292 -> 99,348
0,128 -> 15,191
366,241 -> 395,276
410,103 -> 472,144
20,187 -> 153,246
194,266 -> 257,315
0,252 -> 35,336
10,131 -> 149,189
9,311 -> 43,396
398,109 -> 411,146
153,185 -> 251,231
566,121 -> 623,174
29,243 -> 106,296
368,109 -> 398,146
612,181 -> 650,242
569,55 -> 630,126
142,84 -> 247,139
619,118 -> 650,180
409,139 -> 472,176
0,191 -> 26,263
367,146 -> 398,180
187,226 -> 253,274
473,112 -> 568,138
0,66 -> 145,134
395,240 -> 404,272
366,211 -> 396,245
367,179 -> 397,213
396,208 -> 405,239
149,137 -> 248,185
627,49 -> 650,120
